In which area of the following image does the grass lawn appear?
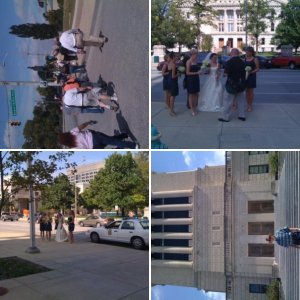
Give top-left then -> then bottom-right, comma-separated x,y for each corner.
0,257 -> 51,280
63,0 -> 76,31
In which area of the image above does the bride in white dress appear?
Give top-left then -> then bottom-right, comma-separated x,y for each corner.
55,213 -> 68,242
199,53 -> 223,112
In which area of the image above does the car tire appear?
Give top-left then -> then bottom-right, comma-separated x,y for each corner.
289,62 -> 296,70
90,232 -> 100,243
131,237 -> 145,250
79,221 -> 84,227
96,222 -> 101,228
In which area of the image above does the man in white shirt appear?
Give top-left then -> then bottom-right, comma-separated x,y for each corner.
63,87 -> 118,111
59,29 -> 108,53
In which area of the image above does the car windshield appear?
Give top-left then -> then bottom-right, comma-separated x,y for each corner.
140,220 -> 149,229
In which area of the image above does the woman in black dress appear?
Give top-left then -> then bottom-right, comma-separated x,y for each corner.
45,212 -> 53,241
167,52 -> 179,116
245,47 -> 259,112
67,210 -> 75,244
186,49 -> 200,116
161,54 -> 170,109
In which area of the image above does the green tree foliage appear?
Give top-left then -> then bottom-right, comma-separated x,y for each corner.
266,279 -> 280,300
82,152 -> 147,216
41,174 -> 74,212
274,0 -> 300,53
240,0 -> 275,52
176,0 -> 217,50
0,152 -> 74,213
152,0 -> 197,50
201,34 -> 213,51
43,9 -> 63,31
9,23 -> 59,40
269,152 -> 279,180
23,100 -> 62,149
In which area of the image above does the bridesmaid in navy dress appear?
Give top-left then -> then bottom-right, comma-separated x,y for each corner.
167,52 -> 179,116
186,49 -> 200,116
161,54 -> 170,110
245,46 -> 259,112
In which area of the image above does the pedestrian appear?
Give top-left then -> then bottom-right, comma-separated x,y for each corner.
244,46 -> 259,112
167,52 -> 179,116
63,87 -> 119,112
59,121 -> 139,149
59,29 -> 107,54
161,54 -> 170,110
67,210 -> 75,244
266,227 -> 300,248
45,212 -> 53,241
55,213 -> 68,243
218,48 -> 246,122
186,49 -> 201,116
38,212 -> 46,240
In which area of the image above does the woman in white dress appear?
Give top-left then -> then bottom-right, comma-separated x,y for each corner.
199,53 -> 223,112
55,213 -> 68,242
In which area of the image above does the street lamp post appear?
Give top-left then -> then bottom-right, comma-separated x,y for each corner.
25,156 -> 40,254
245,0 -> 248,47
71,168 -> 77,222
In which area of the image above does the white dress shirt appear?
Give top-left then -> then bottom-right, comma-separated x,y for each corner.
64,88 -> 84,107
59,30 -> 77,53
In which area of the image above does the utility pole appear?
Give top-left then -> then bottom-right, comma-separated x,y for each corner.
25,155 -> 40,254
245,0 -> 248,46
0,81 -> 60,87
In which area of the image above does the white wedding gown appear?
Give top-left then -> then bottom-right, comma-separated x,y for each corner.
199,66 -> 223,112
55,219 -> 68,242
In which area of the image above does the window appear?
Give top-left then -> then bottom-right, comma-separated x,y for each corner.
271,22 -> 275,31
248,151 -> 269,155
236,10 -> 242,19
228,23 -> 234,32
218,10 -> 224,21
152,253 -> 163,259
164,253 -> 189,261
249,165 -> 269,174
139,220 -> 149,229
164,197 -> 189,205
187,12 -> 190,19
227,10 -> 234,20
152,225 -> 163,232
152,239 -> 163,246
212,242 -> 221,246
212,211 -> 221,215
164,225 -> 189,232
248,200 -> 274,214
152,211 -> 163,219
249,284 -> 267,294
218,23 -> 224,32
152,198 -> 162,205
121,221 -> 135,230
261,38 -> 265,45
237,22 -> 243,32
164,211 -> 189,218
248,222 -> 274,235
164,239 -> 190,247
248,244 -> 274,257
106,221 -> 121,229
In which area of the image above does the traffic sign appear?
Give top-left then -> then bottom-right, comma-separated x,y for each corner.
39,81 -> 48,88
10,90 -> 17,116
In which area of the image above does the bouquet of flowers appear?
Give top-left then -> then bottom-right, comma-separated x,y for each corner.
245,66 -> 252,80
177,66 -> 186,74
201,60 -> 210,74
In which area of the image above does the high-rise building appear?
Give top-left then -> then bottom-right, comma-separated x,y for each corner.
152,151 -> 277,299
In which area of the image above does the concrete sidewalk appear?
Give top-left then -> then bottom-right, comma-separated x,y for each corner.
152,102 -> 300,149
0,235 -> 148,300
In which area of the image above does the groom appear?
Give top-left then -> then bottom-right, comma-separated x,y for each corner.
219,48 -> 246,122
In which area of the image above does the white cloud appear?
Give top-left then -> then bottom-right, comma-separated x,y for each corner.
204,151 -> 226,166
182,151 -> 194,167
206,292 -> 226,300
13,0 -> 40,23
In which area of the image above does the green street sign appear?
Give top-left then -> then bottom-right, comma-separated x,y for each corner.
10,90 -> 17,116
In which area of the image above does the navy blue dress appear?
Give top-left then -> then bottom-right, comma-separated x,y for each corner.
162,64 -> 169,91
186,64 -> 200,94
168,69 -> 179,97
245,58 -> 256,88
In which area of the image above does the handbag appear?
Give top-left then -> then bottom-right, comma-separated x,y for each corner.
225,77 -> 246,94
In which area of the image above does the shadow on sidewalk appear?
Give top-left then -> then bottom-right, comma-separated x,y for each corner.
115,110 -> 138,143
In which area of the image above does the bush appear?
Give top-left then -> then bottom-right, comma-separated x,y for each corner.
266,279 -> 280,300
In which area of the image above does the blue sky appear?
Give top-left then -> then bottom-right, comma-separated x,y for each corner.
152,285 -> 226,300
0,0 -> 54,148
151,151 -> 225,173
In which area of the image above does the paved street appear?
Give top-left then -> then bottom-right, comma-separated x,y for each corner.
152,68 -> 300,149
64,0 -> 149,148
0,220 -> 149,300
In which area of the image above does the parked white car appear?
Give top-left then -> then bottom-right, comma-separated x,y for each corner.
86,219 -> 149,250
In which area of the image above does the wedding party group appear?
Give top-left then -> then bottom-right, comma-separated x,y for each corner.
37,210 -> 75,244
161,46 -> 259,122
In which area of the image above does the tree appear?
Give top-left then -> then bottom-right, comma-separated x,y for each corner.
41,174 -> 74,212
240,0 -> 275,52
0,152 -> 74,213
274,0 -> 300,53
176,0 -> 217,50
82,152 -> 144,216
152,0 -> 197,50
201,34 -> 213,51
9,23 -> 59,40
43,9 -> 63,31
